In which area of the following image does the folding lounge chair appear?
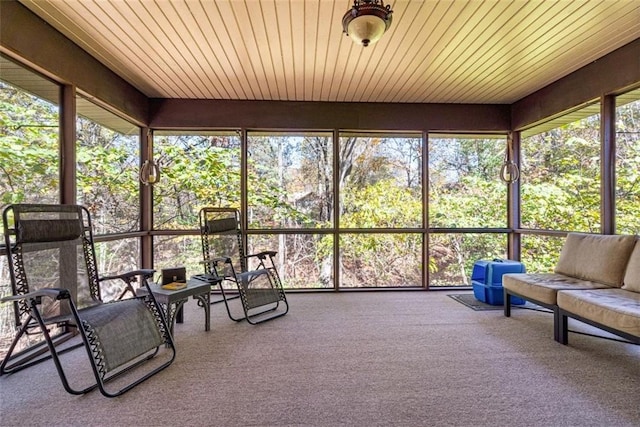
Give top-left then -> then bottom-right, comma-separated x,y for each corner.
194,207 -> 288,324
0,204 -> 175,397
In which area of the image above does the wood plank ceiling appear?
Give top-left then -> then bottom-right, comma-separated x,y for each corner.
18,0 -> 640,104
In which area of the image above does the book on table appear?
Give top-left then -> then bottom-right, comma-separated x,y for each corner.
161,281 -> 187,291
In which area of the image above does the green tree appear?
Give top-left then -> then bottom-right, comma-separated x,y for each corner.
0,82 -> 58,205
76,117 -> 139,233
154,134 -> 241,229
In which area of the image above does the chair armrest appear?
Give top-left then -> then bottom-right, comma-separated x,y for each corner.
245,250 -> 277,260
99,269 -> 156,301
99,269 -> 155,282
190,273 -> 223,284
200,256 -> 232,265
1,288 -> 70,303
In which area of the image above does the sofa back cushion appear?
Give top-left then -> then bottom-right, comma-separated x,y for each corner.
554,233 -> 636,287
622,240 -> 640,293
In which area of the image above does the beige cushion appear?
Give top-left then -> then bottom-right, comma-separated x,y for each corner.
557,288 -> 640,338
503,273 -> 610,305
554,233 -> 636,287
622,241 -> 640,293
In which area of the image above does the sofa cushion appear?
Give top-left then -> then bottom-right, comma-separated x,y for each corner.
554,233 -> 636,287
503,273 -> 610,305
557,288 -> 640,338
622,241 -> 640,293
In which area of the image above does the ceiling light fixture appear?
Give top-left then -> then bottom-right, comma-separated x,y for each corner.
342,0 -> 393,47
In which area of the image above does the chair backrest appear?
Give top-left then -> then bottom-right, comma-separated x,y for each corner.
3,204 -> 101,326
199,207 -> 246,276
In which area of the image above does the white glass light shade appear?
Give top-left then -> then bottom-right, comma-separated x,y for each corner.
347,15 -> 387,47
342,1 -> 393,47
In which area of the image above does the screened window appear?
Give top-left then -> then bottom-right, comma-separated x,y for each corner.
336,133 -> 423,288
153,132 -> 241,230
76,95 -> 140,234
428,135 -> 506,228
520,234 -> 565,274
427,134 -> 507,287
615,88 -> 640,235
153,235 -> 202,281
0,56 -> 59,205
339,233 -> 422,288
429,233 -> 508,287
151,132 -> 240,277
246,132 -> 334,289
247,132 -> 333,229
520,104 -> 601,232
339,134 -> 422,228
94,238 -> 141,296
249,234 -> 334,289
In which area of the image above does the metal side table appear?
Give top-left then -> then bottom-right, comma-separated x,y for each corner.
148,276 -> 220,335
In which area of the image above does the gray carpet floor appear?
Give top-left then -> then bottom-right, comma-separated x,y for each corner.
1,291 -> 639,427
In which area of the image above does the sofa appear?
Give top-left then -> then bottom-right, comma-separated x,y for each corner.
502,232 -> 640,345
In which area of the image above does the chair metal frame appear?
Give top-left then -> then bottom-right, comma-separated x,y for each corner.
0,204 -> 176,397
196,207 -> 288,324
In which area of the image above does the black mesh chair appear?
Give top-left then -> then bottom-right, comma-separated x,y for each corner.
0,204 -> 175,397
193,207 -> 288,324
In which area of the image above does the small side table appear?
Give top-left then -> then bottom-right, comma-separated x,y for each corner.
148,277 -> 219,335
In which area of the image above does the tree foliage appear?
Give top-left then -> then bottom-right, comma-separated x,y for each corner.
76,118 -> 140,234
0,83 -> 58,205
153,134 -> 241,229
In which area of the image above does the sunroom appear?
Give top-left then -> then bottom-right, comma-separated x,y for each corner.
0,0 -> 639,423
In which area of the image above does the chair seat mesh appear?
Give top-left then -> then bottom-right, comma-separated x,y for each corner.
238,270 -> 282,309
81,299 -> 164,372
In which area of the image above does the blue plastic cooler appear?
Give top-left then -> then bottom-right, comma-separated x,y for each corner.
471,259 -> 526,305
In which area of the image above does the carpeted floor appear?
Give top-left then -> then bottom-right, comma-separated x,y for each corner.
1,291 -> 639,427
